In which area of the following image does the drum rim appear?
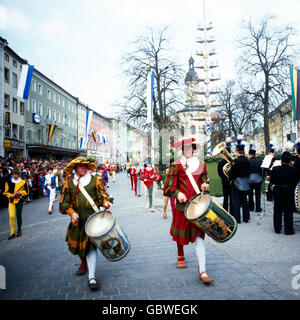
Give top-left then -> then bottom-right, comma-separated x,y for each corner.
184,193 -> 212,220
85,211 -> 116,239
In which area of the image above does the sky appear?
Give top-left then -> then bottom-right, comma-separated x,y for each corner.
1,0 -> 300,118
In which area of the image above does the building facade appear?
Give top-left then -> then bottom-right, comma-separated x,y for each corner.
26,69 -> 78,159
77,101 -> 88,155
87,111 -> 111,163
2,43 -> 27,158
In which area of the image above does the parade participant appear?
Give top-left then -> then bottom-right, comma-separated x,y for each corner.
161,166 -> 170,219
131,162 -> 141,196
98,164 -> 109,189
104,162 -> 111,188
229,137 -> 251,224
265,142 -> 276,202
111,163 -> 116,183
247,146 -> 263,212
293,140 -> 300,176
140,159 -> 156,212
3,168 -> 29,239
164,138 -> 213,284
54,165 -> 63,197
128,163 -> 134,191
44,167 -> 59,214
59,157 -> 113,290
217,138 -> 233,213
270,151 -> 298,235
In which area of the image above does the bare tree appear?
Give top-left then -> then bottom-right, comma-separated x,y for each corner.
117,26 -> 185,131
236,15 -> 297,151
217,80 -> 263,140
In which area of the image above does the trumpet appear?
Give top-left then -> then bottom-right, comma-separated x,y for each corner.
212,142 -> 235,179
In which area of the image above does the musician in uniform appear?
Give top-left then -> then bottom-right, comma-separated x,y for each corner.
270,151 -> 298,235
265,143 -> 276,202
164,138 -> 213,284
59,157 -> 113,290
3,168 -> 29,239
247,145 -> 263,213
229,139 -> 251,223
217,138 -> 233,213
293,140 -> 300,175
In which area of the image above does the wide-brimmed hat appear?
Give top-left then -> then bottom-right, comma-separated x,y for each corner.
63,157 -> 97,177
172,137 -> 199,150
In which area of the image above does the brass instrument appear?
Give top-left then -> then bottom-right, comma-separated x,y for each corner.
212,142 -> 235,179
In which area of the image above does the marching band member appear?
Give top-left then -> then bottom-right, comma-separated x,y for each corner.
131,161 -> 141,196
247,144 -> 263,213
164,138 -> 213,284
3,169 -> 29,239
217,138 -> 233,213
140,160 -> 156,212
229,136 -> 251,224
59,157 -> 113,290
104,162 -> 111,188
293,140 -> 300,176
270,151 -> 298,235
265,142 -> 276,202
44,167 -> 59,214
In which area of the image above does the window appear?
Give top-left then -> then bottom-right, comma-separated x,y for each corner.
12,124 -> 18,139
58,112 -> 61,124
13,98 -> 17,113
5,124 -> 11,138
31,100 -> 36,113
61,113 -> 65,125
20,102 -> 25,116
47,89 -> 51,100
62,99 -> 65,108
52,92 -> 56,103
190,125 -> 196,135
12,73 -> 17,88
32,80 -> 36,92
4,53 -> 9,62
4,68 -> 10,83
13,60 -> 17,68
53,109 -> 56,121
68,103 -> 71,111
19,126 -> 24,141
47,107 -> 51,119
57,95 -> 61,105
4,94 -> 10,110
37,102 -> 43,115
38,83 -> 42,95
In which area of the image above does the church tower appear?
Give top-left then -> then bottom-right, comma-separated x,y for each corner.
185,56 -> 199,108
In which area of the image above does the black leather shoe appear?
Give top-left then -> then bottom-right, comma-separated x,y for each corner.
256,208 -> 263,212
88,278 -> 100,290
8,234 -> 15,240
285,231 -> 295,235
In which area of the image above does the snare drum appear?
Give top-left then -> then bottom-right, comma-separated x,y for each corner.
185,193 -> 237,243
85,211 -> 130,261
295,183 -> 300,213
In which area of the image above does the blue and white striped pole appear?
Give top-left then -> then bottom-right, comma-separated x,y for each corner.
207,123 -> 211,156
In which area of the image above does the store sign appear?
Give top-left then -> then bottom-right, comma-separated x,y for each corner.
3,140 -> 11,148
3,140 -> 24,149
4,112 -> 10,127
33,113 -> 41,124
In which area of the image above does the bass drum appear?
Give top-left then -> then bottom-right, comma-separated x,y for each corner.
185,193 -> 237,243
295,184 -> 300,213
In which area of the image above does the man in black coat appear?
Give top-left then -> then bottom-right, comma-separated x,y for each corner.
229,144 -> 251,223
248,149 -> 263,212
270,151 -> 299,235
293,146 -> 300,176
217,145 -> 233,214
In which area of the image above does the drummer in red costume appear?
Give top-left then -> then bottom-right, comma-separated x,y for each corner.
164,138 -> 214,284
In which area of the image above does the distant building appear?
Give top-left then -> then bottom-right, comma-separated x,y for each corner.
77,101 -> 88,156
2,40 -> 27,158
26,68 -> 78,159
185,56 -> 199,108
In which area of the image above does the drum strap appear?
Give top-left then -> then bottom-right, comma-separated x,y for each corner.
180,159 -> 201,194
78,182 -> 99,213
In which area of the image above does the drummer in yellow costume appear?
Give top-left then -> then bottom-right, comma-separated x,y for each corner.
59,157 -> 113,290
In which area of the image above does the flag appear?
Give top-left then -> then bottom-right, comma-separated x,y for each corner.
85,109 -> 93,147
79,137 -> 84,152
146,69 -> 155,124
103,135 -> 106,145
17,64 -> 34,99
45,124 -> 56,146
290,66 -> 300,121
92,130 -> 97,142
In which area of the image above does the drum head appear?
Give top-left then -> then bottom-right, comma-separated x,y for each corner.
186,194 -> 210,220
86,211 -> 114,238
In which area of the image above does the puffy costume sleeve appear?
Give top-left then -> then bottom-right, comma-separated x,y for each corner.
21,181 -> 29,197
163,163 -> 180,198
95,176 -> 114,207
59,180 -> 75,217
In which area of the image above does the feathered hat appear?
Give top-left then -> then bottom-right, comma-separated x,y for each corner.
248,140 -> 256,155
269,141 -> 275,153
236,134 -> 246,152
63,157 -> 97,177
172,137 -> 199,150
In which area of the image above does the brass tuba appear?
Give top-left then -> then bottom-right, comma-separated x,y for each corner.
212,142 -> 235,179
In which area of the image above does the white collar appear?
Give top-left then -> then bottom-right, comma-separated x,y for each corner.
73,171 -> 91,187
182,156 -> 199,174
146,167 -> 153,171
12,177 -> 22,184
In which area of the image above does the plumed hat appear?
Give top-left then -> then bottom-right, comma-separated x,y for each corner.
63,157 -> 97,177
172,137 -> 199,150
236,134 -> 246,152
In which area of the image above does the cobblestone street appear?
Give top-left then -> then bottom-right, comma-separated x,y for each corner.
0,172 -> 300,300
